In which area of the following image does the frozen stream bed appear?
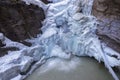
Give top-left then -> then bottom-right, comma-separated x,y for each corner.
25,56 -> 118,80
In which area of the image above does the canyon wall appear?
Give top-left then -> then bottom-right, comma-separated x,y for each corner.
92,0 -> 120,52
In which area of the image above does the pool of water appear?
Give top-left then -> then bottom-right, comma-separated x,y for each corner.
25,57 -> 115,80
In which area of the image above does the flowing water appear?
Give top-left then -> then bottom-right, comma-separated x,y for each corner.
25,57 -> 115,80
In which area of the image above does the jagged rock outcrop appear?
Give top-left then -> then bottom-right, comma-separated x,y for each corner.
0,0 -> 45,42
92,0 -> 120,52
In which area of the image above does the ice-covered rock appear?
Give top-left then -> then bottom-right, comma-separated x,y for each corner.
0,50 -> 34,80
11,74 -> 22,80
26,45 -> 44,61
48,0 -> 62,3
20,56 -> 33,73
72,13 -> 85,21
22,0 -> 48,11
40,27 -> 57,39
0,65 -> 20,80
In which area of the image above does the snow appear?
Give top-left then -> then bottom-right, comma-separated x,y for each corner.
20,56 -> 33,72
50,45 -> 71,59
72,13 -> 85,21
22,0 -> 48,11
103,44 -> 120,59
11,74 -> 22,80
3,39 -> 27,49
48,0 -> 62,3
40,27 -> 57,39
0,51 -> 21,66
0,33 -> 28,49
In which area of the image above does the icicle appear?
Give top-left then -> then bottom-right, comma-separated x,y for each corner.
100,43 -> 119,80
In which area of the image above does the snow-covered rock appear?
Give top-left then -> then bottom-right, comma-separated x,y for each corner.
20,56 -> 33,73
11,74 -> 22,80
72,13 -> 85,21
0,50 -> 34,80
0,65 -> 20,80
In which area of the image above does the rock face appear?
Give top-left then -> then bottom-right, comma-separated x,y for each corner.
0,0 -> 45,42
92,0 -> 120,52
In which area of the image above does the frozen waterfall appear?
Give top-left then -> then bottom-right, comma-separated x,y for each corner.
29,0 -> 120,80
23,0 -> 120,80
0,0 -> 120,80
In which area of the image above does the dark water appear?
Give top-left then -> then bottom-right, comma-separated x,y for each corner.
25,57 -> 115,80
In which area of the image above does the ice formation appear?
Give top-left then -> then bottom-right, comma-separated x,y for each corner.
0,0 -> 120,80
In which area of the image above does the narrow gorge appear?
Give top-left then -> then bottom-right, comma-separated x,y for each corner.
0,0 -> 120,80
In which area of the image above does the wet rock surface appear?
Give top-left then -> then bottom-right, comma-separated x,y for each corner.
0,0 -> 45,42
92,0 -> 120,52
